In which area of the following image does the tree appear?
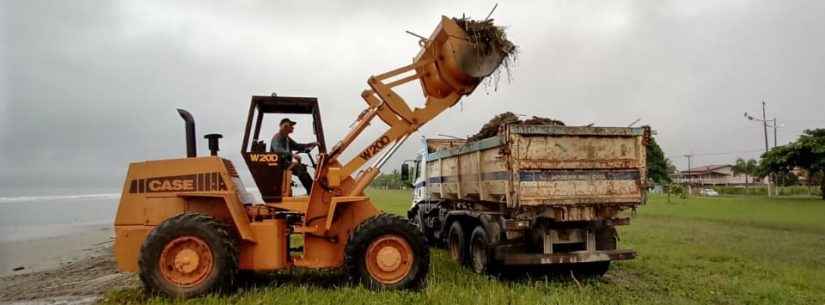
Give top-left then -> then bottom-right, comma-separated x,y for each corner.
756,129 -> 825,200
371,170 -> 405,189
732,158 -> 758,187
774,171 -> 800,187
646,135 -> 673,185
666,159 -> 679,177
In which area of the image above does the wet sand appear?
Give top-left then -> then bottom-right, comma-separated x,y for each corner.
0,227 -> 137,305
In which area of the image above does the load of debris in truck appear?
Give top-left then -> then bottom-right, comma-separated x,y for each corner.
468,112 -> 565,141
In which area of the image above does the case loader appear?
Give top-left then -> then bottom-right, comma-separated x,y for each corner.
113,16 -> 513,297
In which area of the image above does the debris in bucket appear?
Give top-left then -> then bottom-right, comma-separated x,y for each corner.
453,15 -> 518,90
467,112 -> 565,142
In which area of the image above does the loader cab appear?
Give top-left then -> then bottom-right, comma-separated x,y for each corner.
241,95 -> 327,202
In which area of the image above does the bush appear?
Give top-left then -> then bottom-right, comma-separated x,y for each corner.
666,183 -> 687,199
712,186 -> 822,197
713,186 -> 768,196
776,186 -> 823,196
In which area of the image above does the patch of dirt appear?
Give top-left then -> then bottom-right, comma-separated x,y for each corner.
0,241 -> 137,305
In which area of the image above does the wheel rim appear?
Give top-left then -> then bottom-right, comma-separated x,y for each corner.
365,234 -> 414,284
411,214 -> 421,228
471,235 -> 487,272
158,236 -> 214,287
448,230 -> 461,261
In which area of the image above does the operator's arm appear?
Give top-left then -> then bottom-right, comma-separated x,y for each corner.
289,137 -> 317,153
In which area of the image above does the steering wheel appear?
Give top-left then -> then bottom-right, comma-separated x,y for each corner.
301,146 -> 318,168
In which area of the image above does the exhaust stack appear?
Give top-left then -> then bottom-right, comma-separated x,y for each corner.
176,109 -> 197,158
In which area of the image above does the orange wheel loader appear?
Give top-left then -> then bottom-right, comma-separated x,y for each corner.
113,16 -> 512,298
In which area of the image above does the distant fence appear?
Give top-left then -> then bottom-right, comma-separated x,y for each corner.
713,186 -> 822,197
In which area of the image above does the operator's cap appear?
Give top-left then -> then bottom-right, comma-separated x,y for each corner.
280,118 -> 297,126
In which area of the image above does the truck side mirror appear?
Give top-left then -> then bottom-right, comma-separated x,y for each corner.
401,163 -> 410,182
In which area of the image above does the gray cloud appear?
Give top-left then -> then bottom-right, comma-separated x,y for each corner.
2,0 -> 824,193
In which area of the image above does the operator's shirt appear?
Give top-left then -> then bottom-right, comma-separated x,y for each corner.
270,133 -> 311,161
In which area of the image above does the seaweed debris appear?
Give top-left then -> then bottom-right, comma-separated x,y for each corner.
467,112 -> 565,141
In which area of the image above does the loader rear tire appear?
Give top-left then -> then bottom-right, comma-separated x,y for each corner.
345,213 -> 429,290
139,213 -> 238,298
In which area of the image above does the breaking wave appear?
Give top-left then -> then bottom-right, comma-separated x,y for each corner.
0,193 -> 121,204
0,187 -> 262,204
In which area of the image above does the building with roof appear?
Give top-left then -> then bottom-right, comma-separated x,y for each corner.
674,164 -> 763,186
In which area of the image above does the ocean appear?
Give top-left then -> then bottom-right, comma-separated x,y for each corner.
0,188 -> 121,242
0,186 -> 267,242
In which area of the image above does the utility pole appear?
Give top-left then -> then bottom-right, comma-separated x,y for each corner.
683,154 -> 693,197
762,101 -> 772,197
761,101 -> 769,152
772,118 -> 778,147
745,100 -> 776,196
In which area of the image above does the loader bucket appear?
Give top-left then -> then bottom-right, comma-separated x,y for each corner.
414,16 -> 513,98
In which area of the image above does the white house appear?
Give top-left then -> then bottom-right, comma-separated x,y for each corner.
674,164 -> 762,186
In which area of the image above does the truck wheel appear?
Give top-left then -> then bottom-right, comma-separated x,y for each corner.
447,221 -> 468,265
469,225 -> 493,274
409,208 -> 433,246
345,214 -> 429,290
138,213 -> 238,298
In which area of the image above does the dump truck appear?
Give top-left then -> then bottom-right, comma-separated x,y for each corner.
402,124 -> 650,274
113,16 -> 515,298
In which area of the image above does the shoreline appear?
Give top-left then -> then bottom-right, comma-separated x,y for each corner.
0,226 -> 136,305
0,225 -> 113,276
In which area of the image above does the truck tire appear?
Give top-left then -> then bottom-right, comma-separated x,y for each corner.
409,208 -> 435,247
345,213 -> 429,290
447,221 -> 469,265
469,225 -> 493,274
139,213 -> 238,298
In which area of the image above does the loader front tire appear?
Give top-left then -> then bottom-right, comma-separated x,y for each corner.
345,213 -> 429,290
139,213 -> 238,298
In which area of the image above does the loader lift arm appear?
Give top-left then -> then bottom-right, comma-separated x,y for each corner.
294,16 -> 509,268
323,16 -> 500,196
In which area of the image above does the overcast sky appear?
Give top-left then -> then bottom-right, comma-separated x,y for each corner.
1,0 -> 824,193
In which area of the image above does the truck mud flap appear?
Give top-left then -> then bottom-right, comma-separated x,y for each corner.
494,249 -> 636,265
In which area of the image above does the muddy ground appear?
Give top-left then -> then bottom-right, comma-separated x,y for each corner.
0,241 -> 137,305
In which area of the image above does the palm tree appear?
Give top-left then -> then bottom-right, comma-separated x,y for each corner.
733,158 -> 758,188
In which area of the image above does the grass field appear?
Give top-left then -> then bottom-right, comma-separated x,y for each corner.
102,190 -> 825,305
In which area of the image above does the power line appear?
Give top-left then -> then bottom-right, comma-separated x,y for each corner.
667,148 -> 764,157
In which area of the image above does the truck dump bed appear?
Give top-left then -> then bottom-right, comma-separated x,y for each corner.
425,125 -> 649,212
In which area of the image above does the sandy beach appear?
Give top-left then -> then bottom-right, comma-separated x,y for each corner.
0,226 -> 136,305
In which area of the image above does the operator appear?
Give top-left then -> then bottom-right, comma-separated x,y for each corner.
270,118 -> 318,193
